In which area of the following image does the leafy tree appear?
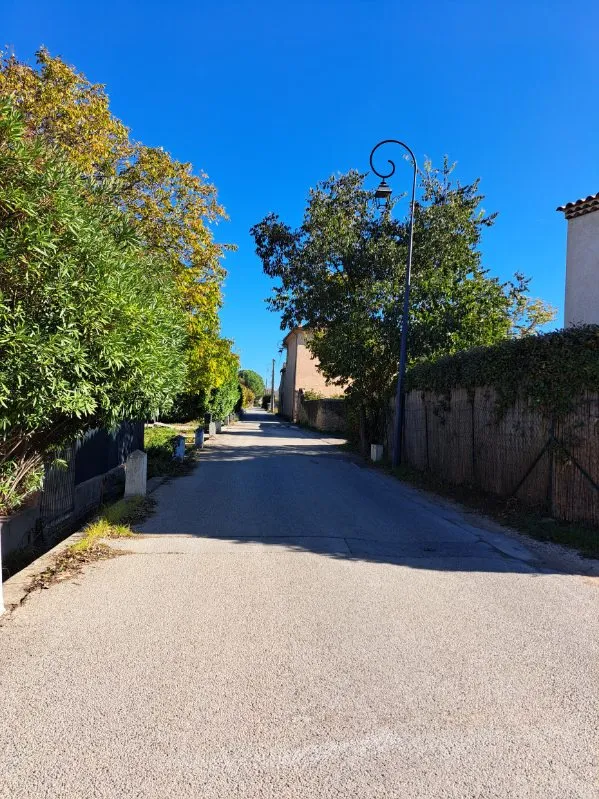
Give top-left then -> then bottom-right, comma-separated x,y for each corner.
0,100 -> 186,512
251,162 -> 555,446
239,369 -> 265,398
0,48 -> 235,411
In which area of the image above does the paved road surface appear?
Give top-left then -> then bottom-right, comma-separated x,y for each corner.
1,409 -> 597,797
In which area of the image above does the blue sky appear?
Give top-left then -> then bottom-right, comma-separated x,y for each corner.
2,0 -> 597,381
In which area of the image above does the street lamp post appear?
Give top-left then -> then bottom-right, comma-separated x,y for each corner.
369,139 -> 417,468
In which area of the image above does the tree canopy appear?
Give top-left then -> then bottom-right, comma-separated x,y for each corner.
251,162 -> 555,441
239,370 -> 265,398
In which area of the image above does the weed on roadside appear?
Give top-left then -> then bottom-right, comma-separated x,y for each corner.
26,495 -> 156,591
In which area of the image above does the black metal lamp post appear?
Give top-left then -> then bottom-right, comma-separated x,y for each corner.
369,139 -> 417,468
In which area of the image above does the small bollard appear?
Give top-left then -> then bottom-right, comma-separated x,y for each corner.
125,449 -> 147,497
194,427 -> 204,449
370,444 -> 384,463
173,435 -> 186,461
215,420 -> 222,433
208,421 -> 216,437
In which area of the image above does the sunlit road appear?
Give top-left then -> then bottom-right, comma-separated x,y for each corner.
1,409 -> 597,798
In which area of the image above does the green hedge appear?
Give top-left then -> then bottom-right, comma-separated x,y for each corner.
406,325 -> 599,418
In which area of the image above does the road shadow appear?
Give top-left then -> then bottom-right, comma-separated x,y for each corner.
137,427 -> 598,577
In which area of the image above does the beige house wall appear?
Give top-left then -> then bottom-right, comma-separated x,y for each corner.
279,329 -> 345,421
564,211 -> 599,326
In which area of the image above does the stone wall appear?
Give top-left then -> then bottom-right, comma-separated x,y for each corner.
297,397 -> 347,434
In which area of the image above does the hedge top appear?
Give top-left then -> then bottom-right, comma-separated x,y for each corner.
406,325 -> 599,418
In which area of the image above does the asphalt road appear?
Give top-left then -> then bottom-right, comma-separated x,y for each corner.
0,409 -> 597,798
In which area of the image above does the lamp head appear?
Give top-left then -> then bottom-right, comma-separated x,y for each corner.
374,178 -> 392,208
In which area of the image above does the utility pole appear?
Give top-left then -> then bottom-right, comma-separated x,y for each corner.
270,358 -> 275,413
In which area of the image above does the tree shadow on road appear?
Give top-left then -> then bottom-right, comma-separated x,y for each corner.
138,438 -> 598,578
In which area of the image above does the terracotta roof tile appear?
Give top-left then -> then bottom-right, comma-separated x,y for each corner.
557,192 -> 599,219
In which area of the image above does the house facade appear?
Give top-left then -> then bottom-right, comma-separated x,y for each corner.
278,328 -> 344,421
557,191 -> 599,326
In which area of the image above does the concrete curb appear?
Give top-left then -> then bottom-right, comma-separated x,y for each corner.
1,467 -> 197,617
1,527 -> 88,616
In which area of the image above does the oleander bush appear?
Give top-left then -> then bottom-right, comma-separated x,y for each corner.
0,100 -> 186,513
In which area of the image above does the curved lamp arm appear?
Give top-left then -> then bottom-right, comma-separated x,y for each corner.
369,138 -> 417,180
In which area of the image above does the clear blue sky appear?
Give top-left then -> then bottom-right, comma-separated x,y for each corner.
2,0 -> 598,381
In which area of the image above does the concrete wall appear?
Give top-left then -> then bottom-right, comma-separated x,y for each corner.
297,397 -> 347,433
565,211 -> 599,326
280,334 -> 298,420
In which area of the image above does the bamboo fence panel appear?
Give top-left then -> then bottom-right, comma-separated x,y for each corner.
422,388 -> 474,485
553,392 -> 599,525
401,387 -> 599,526
402,391 -> 428,471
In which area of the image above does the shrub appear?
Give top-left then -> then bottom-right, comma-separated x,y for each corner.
302,389 -> 324,401
209,376 -> 240,421
0,101 -> 187,513
406,325 -> 599,418
240,384 -> 255,408
144,426 -> 179,478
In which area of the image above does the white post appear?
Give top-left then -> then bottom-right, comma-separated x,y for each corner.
370,444 -> 384,463
172,435 -> 186,460
125,450 -> 147,497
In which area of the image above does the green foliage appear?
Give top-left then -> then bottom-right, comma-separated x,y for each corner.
209,376 -> 241,421
0,100 -> 186,511
0,459 -> 43,516
100,495 -> 156,526
302,389 -> 325,401
239,384 -> 255,408
0,49 -> 238,437
161,393 -> 207,424
407,325 -> 599,419
252,162 -> 555,442
144,425 -> 180,478
239,369 -> 265,397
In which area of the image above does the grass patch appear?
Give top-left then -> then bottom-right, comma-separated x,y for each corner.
27,495 -> 156,591
100,495 -> 156,526
389,462 -> 599,559
144,424 -> 197,478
